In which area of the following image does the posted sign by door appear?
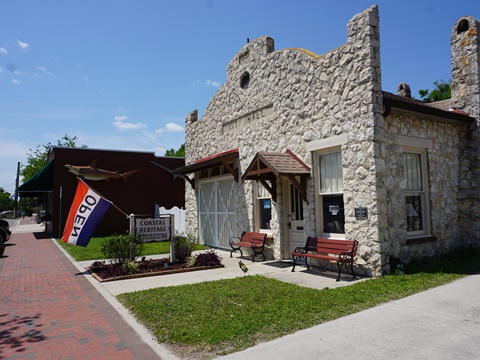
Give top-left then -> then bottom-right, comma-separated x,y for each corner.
329,205 -> 340,215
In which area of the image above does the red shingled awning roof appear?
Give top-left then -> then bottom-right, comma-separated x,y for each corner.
172,148 -> 239,176
242,149 -> 310,203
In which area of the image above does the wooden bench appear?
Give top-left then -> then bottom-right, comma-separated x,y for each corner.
291,237 -> 358,281
229,231 -> 267,262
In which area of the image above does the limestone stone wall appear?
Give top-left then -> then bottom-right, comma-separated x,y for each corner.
451,16 -> 480,245
184,5 -> 384,275
380,111 -> 464,263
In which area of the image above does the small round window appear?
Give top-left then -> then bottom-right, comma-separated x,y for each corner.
457,19 -> 469,34
240,72 -> 250,90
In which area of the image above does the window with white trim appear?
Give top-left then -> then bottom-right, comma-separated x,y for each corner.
404,149 -> 430,235
318,150 -> 345,235
255,180 -> 272,231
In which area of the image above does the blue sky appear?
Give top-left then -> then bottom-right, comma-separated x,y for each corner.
1,0 -> 479,196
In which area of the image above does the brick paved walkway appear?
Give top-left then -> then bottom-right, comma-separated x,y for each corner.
0,218 -> 160,360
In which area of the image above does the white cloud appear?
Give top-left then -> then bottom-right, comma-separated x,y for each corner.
192,79 -> 222,88
16,40 -> 29,50
112,115 -> 147,131
0,48 -> 7,55
11,79 -> 22,85
37,66 -> 53,76
155,122 -> 184,134
206,79 -> 221,87
165,122 -> 184,132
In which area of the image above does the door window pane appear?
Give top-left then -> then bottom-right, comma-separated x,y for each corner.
290,184 -> 304,221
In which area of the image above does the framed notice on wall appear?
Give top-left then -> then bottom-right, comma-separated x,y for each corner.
354,207 -> 368,219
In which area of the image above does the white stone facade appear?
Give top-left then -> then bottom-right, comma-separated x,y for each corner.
180,5 -> 480,276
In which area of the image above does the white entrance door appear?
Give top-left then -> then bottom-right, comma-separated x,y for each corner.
197,176 -> 235,249
283,180 -> 306,258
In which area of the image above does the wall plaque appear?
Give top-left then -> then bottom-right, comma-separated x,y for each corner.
355,207 -> 368,219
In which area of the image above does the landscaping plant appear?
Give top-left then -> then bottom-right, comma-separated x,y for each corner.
173,233 -> 197,263
188,249 -> 223,267
101,233 -> 145,265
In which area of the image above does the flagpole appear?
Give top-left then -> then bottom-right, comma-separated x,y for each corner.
78,178 -> 130,218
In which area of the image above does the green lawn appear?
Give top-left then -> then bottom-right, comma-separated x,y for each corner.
57,237 -> 207,261
117,248 -> 480,359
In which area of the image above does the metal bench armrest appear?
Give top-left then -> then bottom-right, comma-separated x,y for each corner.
229,237 -> 241,245
293,246 -> 307,254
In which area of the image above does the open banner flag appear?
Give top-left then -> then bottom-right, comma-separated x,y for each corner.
62,179 -> 112,247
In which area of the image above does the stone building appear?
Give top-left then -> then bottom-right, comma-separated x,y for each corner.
173,5 -> 479,276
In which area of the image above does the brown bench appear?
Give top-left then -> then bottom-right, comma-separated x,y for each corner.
291,237 -> 358,281
229,231 -> 267,262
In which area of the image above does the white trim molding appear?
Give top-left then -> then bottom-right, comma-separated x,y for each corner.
306,133 -> 348,152
396,135 -> 433,149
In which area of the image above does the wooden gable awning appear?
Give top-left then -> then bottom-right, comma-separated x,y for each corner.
172,148 -> 239,189
242,149 -> 311,203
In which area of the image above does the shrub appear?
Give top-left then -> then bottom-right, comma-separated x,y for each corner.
186,256 -> 197,267
174,233 -> 197,263
101,234 -> 145,265
106,263 -> 128,277
123,261 -> 139,274
194,250 -> 223,267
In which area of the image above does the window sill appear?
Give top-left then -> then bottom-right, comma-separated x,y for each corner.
406,235 -> 437,245
259,231 -> 273,242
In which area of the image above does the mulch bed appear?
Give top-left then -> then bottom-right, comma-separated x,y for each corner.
88,258 -> 224,282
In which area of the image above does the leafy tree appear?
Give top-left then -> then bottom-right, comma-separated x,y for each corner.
21,135 -> 87,182
165,144 -> 185,157
418,80 -> 451,103
0,188 -> 14,212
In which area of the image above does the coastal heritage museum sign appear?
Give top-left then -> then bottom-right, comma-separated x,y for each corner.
135,216 -> 171,242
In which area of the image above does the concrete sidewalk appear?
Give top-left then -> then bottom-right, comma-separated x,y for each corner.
218,274 -> 480,360
76,250 -> 361,297
4,218 -> 480,359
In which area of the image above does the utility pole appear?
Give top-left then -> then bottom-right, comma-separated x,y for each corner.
14,162 -> 20,216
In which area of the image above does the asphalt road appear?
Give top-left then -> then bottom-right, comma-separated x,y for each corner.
3,217 -> 19,229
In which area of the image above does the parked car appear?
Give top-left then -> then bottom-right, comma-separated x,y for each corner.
0,210 -> 13,217
0,219 -> 11,243
0,220 -> 10,256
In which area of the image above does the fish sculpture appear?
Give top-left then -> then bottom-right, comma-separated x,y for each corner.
65,160 -> 140,181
